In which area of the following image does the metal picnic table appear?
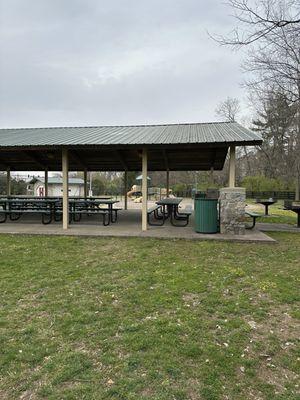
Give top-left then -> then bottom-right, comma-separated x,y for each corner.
0,197 -> 120,225
69,198 -> 120,224
156,197 -> 183,218
154,197 -> 191,226
256,198 -> 277,216
284,201 -> 300,228
0,198 -> 61,223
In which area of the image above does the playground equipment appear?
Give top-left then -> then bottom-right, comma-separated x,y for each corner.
127,184 -> 172,201
127,185 -> 142,199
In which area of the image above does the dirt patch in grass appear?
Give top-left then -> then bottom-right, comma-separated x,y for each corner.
244,303 -> 300,342
182,293 -> 202,307
258,364 -> 299,395
19,389 -> 38,400
243,301 -> 300,397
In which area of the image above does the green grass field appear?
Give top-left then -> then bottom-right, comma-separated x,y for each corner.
246,200 -> 298,225
0,234 -> 299,400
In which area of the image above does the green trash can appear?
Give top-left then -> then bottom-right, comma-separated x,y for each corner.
194,198 -> 218,233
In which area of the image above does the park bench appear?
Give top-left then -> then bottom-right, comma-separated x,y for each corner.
245,211 -> 262,229
68,209 -> 110,226
67,200 -> 120,225
98,206 -> 123,222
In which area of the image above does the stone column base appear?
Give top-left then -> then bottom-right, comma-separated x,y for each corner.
219,187 -> 246,235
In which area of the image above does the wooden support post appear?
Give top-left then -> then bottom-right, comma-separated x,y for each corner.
295,173 -> 300,201
210,167 -> 214,185
44,169 -> 48,197
84,169 -> 88,198
6,168 -> 11,196
229,146 -> 236,188
142,148 -> 148,231
62,149 -> 69,230
166,169 -> 170,198
124,170 -> 128,210
89,171 -> 93,197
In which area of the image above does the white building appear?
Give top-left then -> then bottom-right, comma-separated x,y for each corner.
27,177 -> 85,197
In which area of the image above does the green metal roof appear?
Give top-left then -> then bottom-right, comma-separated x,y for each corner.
0,122 -> 262,172
0,122 -> 262,148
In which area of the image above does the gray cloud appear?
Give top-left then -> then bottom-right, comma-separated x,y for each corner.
0,0 -> 246,128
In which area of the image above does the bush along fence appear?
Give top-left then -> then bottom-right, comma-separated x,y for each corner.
245,191 -> 296,200
173,189 -> 296,200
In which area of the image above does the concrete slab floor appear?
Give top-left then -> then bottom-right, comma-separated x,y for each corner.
257,222 -> 300,233
0,209 -> 276,243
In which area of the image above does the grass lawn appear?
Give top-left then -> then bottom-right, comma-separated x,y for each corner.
245,200 -> 298,225
0,234 -> 299,400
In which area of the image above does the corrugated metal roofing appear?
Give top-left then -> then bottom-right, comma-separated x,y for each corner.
0,122 -> 262,147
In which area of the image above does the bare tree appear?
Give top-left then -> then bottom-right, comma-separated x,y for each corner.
213,0 -> 300,198
215,97 -> 240,122
212,1 -> 300,103
214,0 -> 300,47
243,24 -> 300,104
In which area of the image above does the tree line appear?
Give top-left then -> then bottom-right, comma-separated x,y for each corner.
213,0 -> 300,199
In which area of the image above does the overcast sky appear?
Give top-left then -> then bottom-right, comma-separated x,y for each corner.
0,0 -> 248,128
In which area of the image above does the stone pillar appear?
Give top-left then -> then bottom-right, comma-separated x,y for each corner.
219,187 -> 246,235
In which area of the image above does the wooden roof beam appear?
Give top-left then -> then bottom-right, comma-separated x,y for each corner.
23,151 -> 47,169
210,149 -> 217,168
162,150 -> 169,170
70,150 -> 87,170
114,150 -> 128,170
0,157 -> 9,169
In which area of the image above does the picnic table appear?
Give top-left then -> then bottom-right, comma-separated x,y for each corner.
0,198 -> 60,224
69,199 -> 120,224
0,197 -> 121,226
149,197 -> 192,227
156,197 -> 183,218
284,201 -> 300,228
256,198 -> 277,216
